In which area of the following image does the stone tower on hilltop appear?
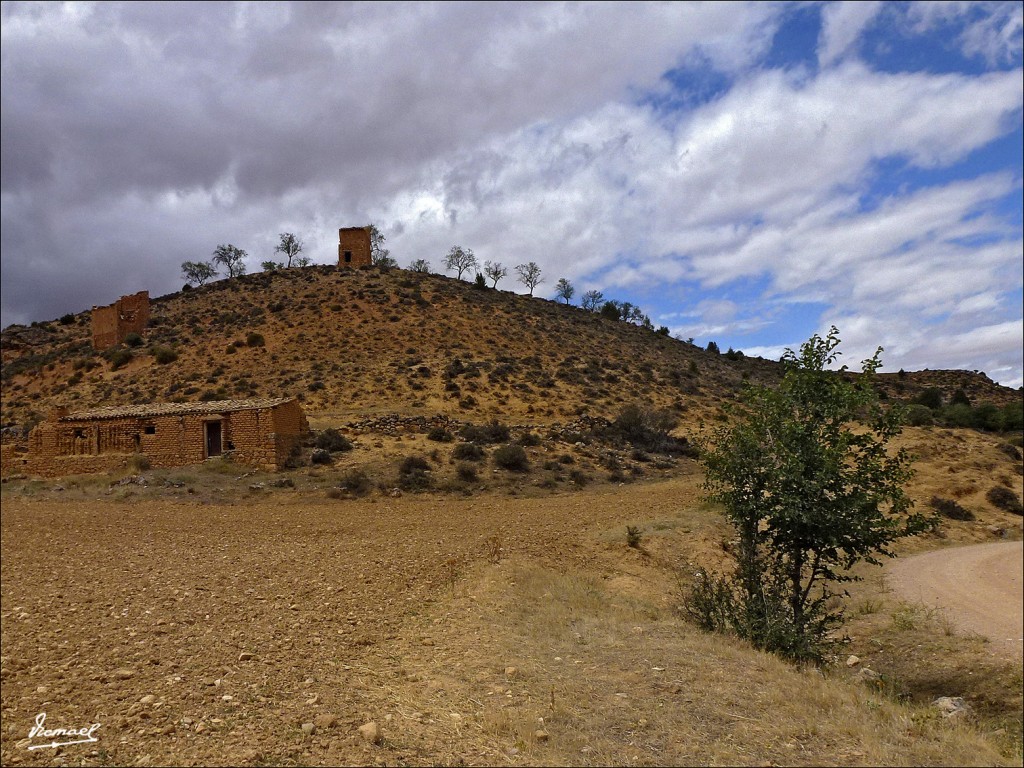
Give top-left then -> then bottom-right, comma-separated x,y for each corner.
338,227 -> 372,267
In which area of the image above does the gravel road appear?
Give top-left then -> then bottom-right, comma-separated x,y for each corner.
886,541 -> 1023,657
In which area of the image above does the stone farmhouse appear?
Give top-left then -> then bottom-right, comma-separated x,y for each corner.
92,290 -> 150,350
12,398 -> 308,477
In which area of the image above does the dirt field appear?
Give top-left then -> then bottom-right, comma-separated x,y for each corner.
2,472 -> 1019,766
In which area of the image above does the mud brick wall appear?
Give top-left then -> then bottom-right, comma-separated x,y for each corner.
0,443 -> 29,477
23,402 -> 309,476
338,228 -> 372,267
91,291 -> 150,349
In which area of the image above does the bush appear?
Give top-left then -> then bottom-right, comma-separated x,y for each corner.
246,332 -> 265,347
626,525 -> 642,548
398,455 -> 432,490
427,426 -> 453,442
455,462 -> 478,482
929,496 -> 975,521
493,444 -> 529,471
452,442 -> 485,461
59,313 -> 75,325
516,431 -> 541,446
986,486 -> 1023,515
314,428 -> 352,453
460,420 -> 510,444
152,346 -> 179,365
912,387 -> 943,410
310,448 -> 333,465
903,404 -> 934,427
333,469 -> 372,497
124,332 -> 144,348
109,349 -> 133,370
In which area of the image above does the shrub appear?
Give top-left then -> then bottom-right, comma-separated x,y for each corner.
109,349 -> 133,371
460,420 -> 510,444
427,426 -> 453,442
493,444 -> 529,471
516,431 -> 541,446
452,442 -> 485,461
246,332 -> 265,347
903,404 -> 933,427
152,346 -> 178,365
398,455 -> 432,490
314,428 -> 352,453
997,442 -> 1022,461
912,387 -> 943,410
333,469 -> 372,497
124,332 -> 144,348
929,496 -> 975,521
626,525 -> 642,548
456,462 -> 478,482
986,486 -> 1023,516
59,313 -> 75,325
310,448 -> 333,465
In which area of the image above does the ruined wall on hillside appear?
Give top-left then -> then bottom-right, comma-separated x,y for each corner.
338,228 -> 372,267
91,291 -> 150,349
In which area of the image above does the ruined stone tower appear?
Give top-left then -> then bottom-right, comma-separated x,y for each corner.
338,227 -> 372,267
91,291 -> 150,350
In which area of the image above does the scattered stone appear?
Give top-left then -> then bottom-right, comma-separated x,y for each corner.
238,652 -> 254,662
36,685 -> 48,694
358,721 -> 382,744
313,714 -> 336,730
846,655 -> 861,667
389,488 -> 402,498
300,722 -> 315,737
933,696 -> 972,719
139,695 -> 156,705
534,729 -> 549,742
986,525 -> 1006,538
114,668 -> 135,680
504,666 -> 517,677
855,667 -> 879,683
421,638 -> 434,647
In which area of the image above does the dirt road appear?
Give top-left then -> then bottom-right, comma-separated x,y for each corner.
886,541 -> 1023,657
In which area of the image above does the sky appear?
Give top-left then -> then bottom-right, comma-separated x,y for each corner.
2,1 -> 1022,386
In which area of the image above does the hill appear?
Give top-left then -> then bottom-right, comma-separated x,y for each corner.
0,264 -> 1017,436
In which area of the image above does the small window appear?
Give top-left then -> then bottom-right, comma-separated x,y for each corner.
73,429 -> 86,439
144,425 -> 156,435
344,251 -> 352,263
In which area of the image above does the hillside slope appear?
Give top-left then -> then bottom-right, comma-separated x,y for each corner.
1,264 -> 1016,436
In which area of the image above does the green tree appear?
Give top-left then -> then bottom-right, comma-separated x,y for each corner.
181,260 -> 217,286
409,258 -> 431,273
581,289 -> 604,312
689,327 -> 931,663
212,244 -> 247,278
275,232 -> 303,268
555,277 -> 575,304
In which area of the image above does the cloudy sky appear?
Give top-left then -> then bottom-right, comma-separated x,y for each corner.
2,1 -> 1022,385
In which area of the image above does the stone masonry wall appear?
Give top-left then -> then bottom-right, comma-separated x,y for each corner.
91,291 -> 150,349
338,228 -> 372,267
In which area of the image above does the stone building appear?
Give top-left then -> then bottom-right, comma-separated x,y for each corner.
92,291 -> 150,350
338,227 -> 372,267
17,398 -> 308,477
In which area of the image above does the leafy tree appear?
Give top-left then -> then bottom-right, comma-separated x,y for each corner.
367,224 -> 396,267
581,290 -> 604,311
181,260 -> 217,286
261,260 -> 284,272
484,260 -> 507,288
688,327 -> 930,663
555,278 -> 575,304
294,256 -> 312,267
275,232 -> 303,268
912,387 -> 943,410
706,340 -> 720,355
515,261 -> 543,295
212,244 -> 247,278
473,272 -> 487,289
444,246 -> 477,280
409,258 -> 431,273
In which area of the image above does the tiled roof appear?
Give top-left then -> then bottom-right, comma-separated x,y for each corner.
60,398 -> 295,422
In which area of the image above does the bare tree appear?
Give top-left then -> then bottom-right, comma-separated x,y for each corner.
555,278 -> 575,304
212,244 -> 247,278
367,224 -> 397,267
444,246 -> 477,280
409,258 -> 431,273
181,260 -> 217,286
515,261 -> 543,296
483,261 -> 507,288
275,232 -> 303,268
581,289 -> 604,311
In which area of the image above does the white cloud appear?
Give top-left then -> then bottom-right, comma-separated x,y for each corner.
818,1 -> 884,66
